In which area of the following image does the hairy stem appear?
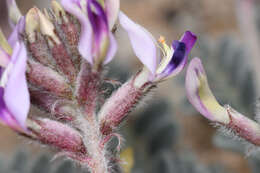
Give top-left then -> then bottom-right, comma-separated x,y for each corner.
78,115 -> 109,173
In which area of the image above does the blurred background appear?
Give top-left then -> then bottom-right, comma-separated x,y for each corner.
1,0 -> 260,172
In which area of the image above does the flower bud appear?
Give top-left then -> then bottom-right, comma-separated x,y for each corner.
28,118 -> 86,153
30,89 -> 75,121
51,1 -> 68,24
25,8 -> 40,43
37,8 -> 61,44
99,77 -> 154,135
27,59 -> 72,98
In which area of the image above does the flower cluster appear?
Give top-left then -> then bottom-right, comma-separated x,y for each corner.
0,0 -> 197,172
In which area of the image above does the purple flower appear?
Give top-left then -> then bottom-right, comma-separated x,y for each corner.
61,0 -> 118,67
185,57 -> 229,123
185,58 -> 260,146
119,12 -> 197,82
0,18 -> 30,131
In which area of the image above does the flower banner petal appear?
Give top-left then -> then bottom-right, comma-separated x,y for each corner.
8,17 -> 25,48
105,0 -> 120,30
4,42 -> 29,128
119,11 -> 157,74
0,87 -> 21,129
0,47 -> 10,67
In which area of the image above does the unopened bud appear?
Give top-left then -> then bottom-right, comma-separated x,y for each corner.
51,1 -> 68,23
43,8 -> 51,20
52,1 -> 80,64
75,63 -> 99,111
27,59 -> 72,98
98,80 -> 143,135
37,8 -> 61,44
51,43 -> 77,82
28,118 -> 86,153
28,32 -> 55,66
26,8 -> 40,43
30,89 -> 75,121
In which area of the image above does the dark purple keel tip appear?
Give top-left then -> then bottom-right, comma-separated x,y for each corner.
162,41 -> 186,75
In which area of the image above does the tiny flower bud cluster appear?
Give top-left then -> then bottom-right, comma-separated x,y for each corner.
0,0 -> 197,172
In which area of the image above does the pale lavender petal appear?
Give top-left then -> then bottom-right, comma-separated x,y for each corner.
0,87 -> 21,129
185,58 -> 213,120
119,11 -> 157,74
6,0 -> 22,28
185,58 -> 228,122
0,47 -> 11,67
105,0 -> 120,30
61,0 -> 94,64
0,87 -> 9,123
4,42 -> 29,128
103,32 -> 117,64
8,17 -> 25,48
